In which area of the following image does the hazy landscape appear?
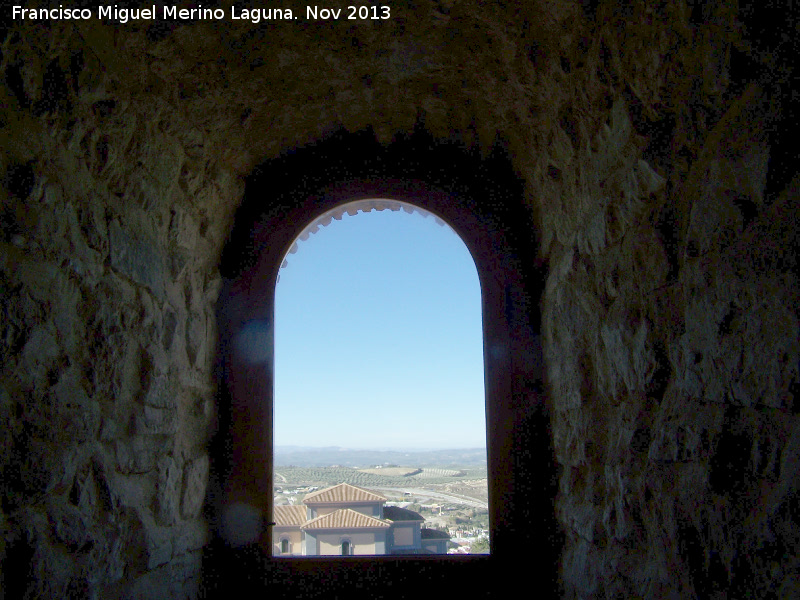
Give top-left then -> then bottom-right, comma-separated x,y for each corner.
274,446 -> 489,468
274,446 -> 490,553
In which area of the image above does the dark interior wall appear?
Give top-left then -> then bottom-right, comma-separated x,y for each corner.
1,0 -> 798,598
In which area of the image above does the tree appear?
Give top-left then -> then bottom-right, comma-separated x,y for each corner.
470,536 -> 490,554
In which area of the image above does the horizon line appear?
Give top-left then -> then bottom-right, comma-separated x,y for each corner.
275,445 -> 488,451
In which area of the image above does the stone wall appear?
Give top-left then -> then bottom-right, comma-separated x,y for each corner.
1,0 -> 797,597
535,4 -> 799,596
544,86 -> 799,598
1,19 -> 243,596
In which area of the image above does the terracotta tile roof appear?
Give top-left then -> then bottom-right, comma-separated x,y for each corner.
301,508 -> 391,530
302,483 -> 387,504
383,506 -> 425,522
273,505 -> 307,527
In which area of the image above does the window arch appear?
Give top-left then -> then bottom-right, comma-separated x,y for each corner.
274,198 -> 486,454
277,198 -> 452,280
211,130 -> 558,596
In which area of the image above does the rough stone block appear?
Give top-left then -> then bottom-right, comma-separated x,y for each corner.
48,502 -> 91,552
21,326 -> 60,384
109,220 -> 165,299
180,455 -> 209,520
135,405 -> 178,437
143,375 -> 177,409
114,437 -> 162,474
156,455 -> 182,526
144,520 -> 174,570
53,368 -> 100,442
107,470 -> 156,510
174,518 -> 209,555
128,550 -> 201,600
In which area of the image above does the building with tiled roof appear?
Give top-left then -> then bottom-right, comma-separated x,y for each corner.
302,508 -> 392,555
420,528 -> 452,554
273,505 -> 308,555
303,508 -> 391,530
271,483 -> 450,556
303,483 -> 387,505
274,505 -> 307,526
383,505 -> 427,554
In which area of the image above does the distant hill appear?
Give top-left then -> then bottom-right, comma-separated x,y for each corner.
274,446 -> 487,468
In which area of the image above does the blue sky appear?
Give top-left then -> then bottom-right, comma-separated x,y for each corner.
274,203 -> 487,450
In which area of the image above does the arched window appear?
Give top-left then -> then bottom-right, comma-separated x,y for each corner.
281,538 -> 290,554
341,540 -> 351,556
275,200 -> 486,452
273,200 -> 487,556
213,131 -> 557,596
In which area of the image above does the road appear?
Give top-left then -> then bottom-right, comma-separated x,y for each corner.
371,486 -> 489,510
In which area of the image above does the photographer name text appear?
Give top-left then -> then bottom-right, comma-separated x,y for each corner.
12,4 -> 391,24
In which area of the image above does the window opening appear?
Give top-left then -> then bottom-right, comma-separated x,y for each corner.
273,200 -> 490,556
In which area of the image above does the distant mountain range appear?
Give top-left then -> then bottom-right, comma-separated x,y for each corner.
274,446 -> 488,468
